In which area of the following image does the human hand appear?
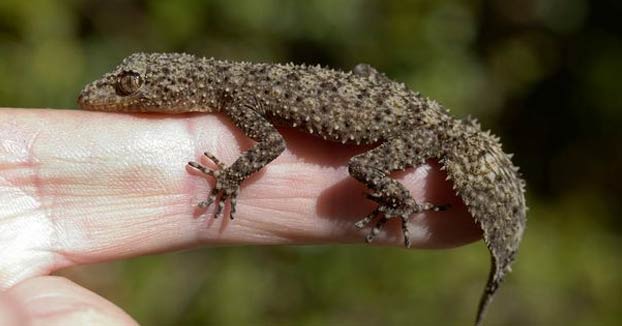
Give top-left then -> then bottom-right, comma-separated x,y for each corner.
0,108 -> 481,325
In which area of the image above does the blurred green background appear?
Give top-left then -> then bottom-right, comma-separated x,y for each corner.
1,0 -> 620,325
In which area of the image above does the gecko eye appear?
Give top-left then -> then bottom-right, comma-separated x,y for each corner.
115,71 -> 143,96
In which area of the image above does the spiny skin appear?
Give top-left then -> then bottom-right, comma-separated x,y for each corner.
78,53 -> 526,325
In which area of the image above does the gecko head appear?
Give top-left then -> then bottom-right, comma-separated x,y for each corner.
78,52 -> 214,113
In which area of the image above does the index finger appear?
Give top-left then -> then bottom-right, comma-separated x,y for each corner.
0,108 -> 480,289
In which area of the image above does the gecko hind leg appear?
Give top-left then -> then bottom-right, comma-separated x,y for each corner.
348,131 -> 447,247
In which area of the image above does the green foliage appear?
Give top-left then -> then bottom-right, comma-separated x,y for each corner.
2,0 -> 619,325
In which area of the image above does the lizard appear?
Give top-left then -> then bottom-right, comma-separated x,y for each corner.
77,52 -> 526,326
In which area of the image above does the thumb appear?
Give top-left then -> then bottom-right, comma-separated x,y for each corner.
0,276 -> 138,326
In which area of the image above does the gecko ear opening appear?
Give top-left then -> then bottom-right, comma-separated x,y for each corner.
115,70 -> 143,96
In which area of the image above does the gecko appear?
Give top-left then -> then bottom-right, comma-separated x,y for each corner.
78,52 -> 526,326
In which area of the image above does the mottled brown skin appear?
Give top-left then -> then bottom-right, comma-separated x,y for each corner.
78,53 -> 526,325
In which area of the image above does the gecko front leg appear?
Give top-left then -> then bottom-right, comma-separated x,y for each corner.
348,129 -> 448,247
188,98 -> 285,219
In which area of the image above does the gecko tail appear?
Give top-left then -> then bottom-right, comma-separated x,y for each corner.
440,120 -> 527,326
475,257 -> 502,326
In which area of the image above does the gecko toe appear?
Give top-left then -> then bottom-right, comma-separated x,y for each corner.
195,177 -> 241,220
215,199 -> 225,218
401,217 -> 412,248
198,188 -> 219,209
229,188 -> 240,220
365,191 -> 382,201
188,161 -> 215,176
203,151 -> 225,169
365,216 -> 389,243
419,202 -> 450,212
355,209 -> 378,228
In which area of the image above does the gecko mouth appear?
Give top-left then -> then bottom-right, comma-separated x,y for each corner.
77,93 -> 141,112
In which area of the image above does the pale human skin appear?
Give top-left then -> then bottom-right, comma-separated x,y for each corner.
0,108 -> 480,325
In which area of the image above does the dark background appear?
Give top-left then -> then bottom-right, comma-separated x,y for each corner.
1,0 -> 620,325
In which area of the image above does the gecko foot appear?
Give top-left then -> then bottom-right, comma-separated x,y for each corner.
188,152 -> 241,219
354,197 -> 450,248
